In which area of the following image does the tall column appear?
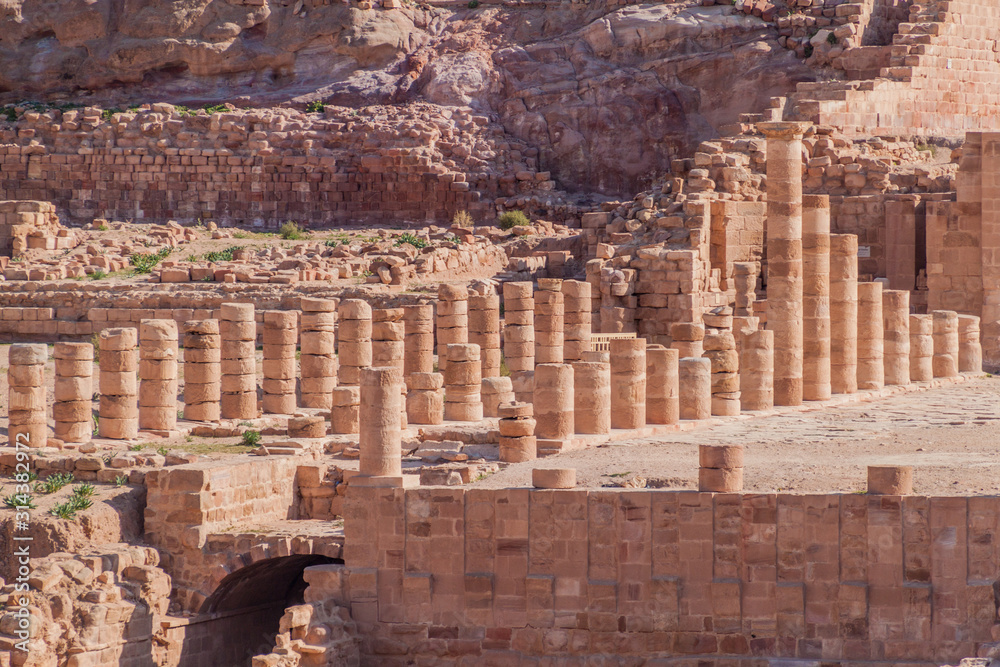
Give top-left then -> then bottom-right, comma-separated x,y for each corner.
704,333 -> 740,416
183,320 -> 221,422
437,284 -> 468,374
372,308 -> 405,373
909,314 -> 934,382
958,315 -> 983,373
338,299 -> 372,386
220,303 -> 257,419
563,280 -> 592,362
99,328 -> 138,440
610,337 -> 646,429
300,298 -> 338,409
803,194 -> 831,401
882,290 -> 910,386
469,293 -> 501,378
262,311 -> 298,414
403,304 -> 435,376
572,361 -> 610,434
138,319 -> 179,431
9,344 -> 48,447
53,342 -> 93,444
857,282 -> 884,391
405,373 -> 444,425
534,363 -> 573,441
358,367 -> 403,482
740,329 -> 774,411
679,357 -> 711,420
932,310 -> 959,378
503,281 -> 535,400
759,121 -> 811,406
534,279 -> 564,364
830,234 -> 859,394
444,343 -> 482,422
646,346 -> 679,425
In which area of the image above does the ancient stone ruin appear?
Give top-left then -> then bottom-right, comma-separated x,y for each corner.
0,0 -> 999,666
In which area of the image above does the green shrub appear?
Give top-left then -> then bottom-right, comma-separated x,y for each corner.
88,270 -> 107,280
280,221 -> 306,240
306,101 -> 326,114
35,472 -> 74,494
241,430 -> 262,448
101,108 -> 123,120
468,0 -> 479,7
115,474 -> 129,487
497,211 -> 530,230
3,494 -> 35,510
204,245 -> 243,262
394,233 -> 429,249
50,502 -> 78,519
129,247 -> 171,274
73,483 -> 95,498
826,32 -> 838,45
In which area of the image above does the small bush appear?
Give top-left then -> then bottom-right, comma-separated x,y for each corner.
826,32 -> 838,45
101,108 -> 123,121
497,211 -> 530,230
129,247 -> 171,274
280,221 -> 306,240
73,483 -> 95,498
50,502 -> 78,520
35,472 -> 74,494
394,233 -> 429,249
3,494 -> 36,510
468,0 -> 479,7
242,430 -> 262,448
115,474 -> 129,487
306,101 -> 326,114
88,270 -> 107,280
204,245 -> 243,263
452,210 -> 474,227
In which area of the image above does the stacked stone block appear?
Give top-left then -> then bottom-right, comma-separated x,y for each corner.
699,444 -> 744,492
9,344 -> 48,446
403,305 -> 435,376
534,363 -> 574,442
138,319 -> 179,432
882,290 -> 910,386
671,322 -> 705,359
436,285 -> 468,374
572,361 -> 611,434
733,262 -> 758,317
468,293 -> 501,378
740,329 -> 774,411
803,194 -> 831,401
358,367 -> 403,482
262,311 -> 298,415
330,386 -> 360,434
909,314 -> 934,382
444,343 -> 483,422
610,338 -> 646,429
498,402 -> 535,462
502,282 -> 535,401
338,299 -> 372,387
645,346 -> 679,425
958,315 -> 983,373
372,308 -> 405,374
481,376 -> 514,418
830,233 -> 859,394
183,320 -> 221,422
534,279 -> 564,364
99,328 -> 138,440
562,280 -> 592,362
679,357 -> 711,420
704,332 -> 739,416
405,372 -> 444,425
932,310 -> 959,378
856,282 -> 884,391
300,298 -> 338,408
220,303 -> 257,420
53,342 -> 93,444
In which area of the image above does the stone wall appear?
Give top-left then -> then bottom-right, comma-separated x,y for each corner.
341,485 -> 1000,665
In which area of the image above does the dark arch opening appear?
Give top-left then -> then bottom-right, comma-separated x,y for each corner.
181,554 -> 341,666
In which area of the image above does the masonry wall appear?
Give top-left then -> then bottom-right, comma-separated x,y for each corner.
342,485 -> 1000,665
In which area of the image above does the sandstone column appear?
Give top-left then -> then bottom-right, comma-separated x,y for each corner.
403,304 -> 435,376
262,311 -> 298,414
469,293 -> 501,378
830,233 -> 859,394
610,337 -> 646,429
405,372 -> 444,425
99,328 -> 138,440
358,367 -> 403,481
183,320 -> 221,422
803,194 -> 831,401
533,363 -> 573,441
958,315 -> 983,373
704,332 -> 740,416
220,303 -> 257,420
372,308 -> 405,374
300,297 -> 338,408
330,386 -> 360,434
733,262 -> 758,316
502,281 -> 535,401
857,282 -> 884,390
740,329 -> 774,411
882,290 -> 910,386
138,319 -> 179,431
909,314 -> 934,382
759,121 -> 811,406
563,280 -> 592,362
9,344 -> 47,447
444,343 -> 483,422
534,279 -> 564,364
699,444 -> 744,493
437,284 -> 468,374
679,357 -> 711,420
671,322 -> 705,359
932,310 -> 959,378
498,402 -> 536,462
53,342 -> 93,444
572,361 -> 611,434
646,346 -> 679,425
868,465 -> 913,495
338,299 -> 372,386
481,376 -> 514,418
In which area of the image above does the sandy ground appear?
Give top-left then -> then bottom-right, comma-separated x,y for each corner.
475,375 -> 1000,496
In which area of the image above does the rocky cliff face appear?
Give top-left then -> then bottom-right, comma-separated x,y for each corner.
0,0 -> 814,196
